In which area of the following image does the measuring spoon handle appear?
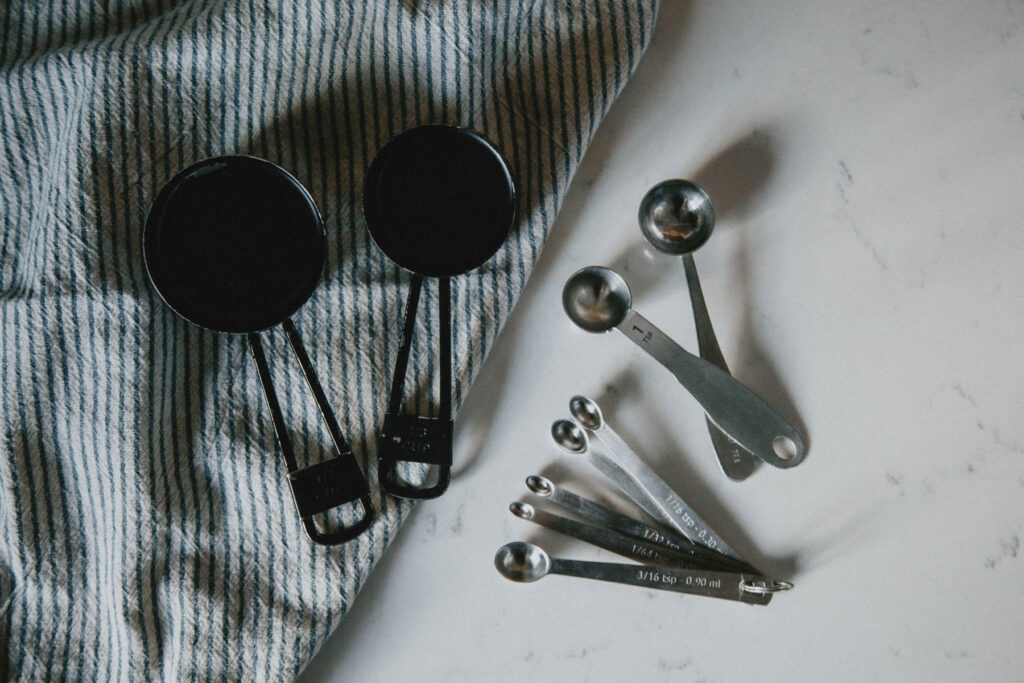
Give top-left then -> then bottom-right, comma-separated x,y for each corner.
515,505 -> 697,568
579,443 -> 672,524
682,253 -> 729,370
540,486 -> 757,573
590,424 -> 742,560
549,558 -> 772,605
615,309 -> 805,469
545,485 -> 688,553
682,254 -> 757,481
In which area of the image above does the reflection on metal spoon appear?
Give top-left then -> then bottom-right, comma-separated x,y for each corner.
638,179 -> 715,255
526,474 -> 688,553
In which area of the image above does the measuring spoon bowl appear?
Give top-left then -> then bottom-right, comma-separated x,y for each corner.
526,474 -> 556,497
510,501 -> 537,520
551,419 -> 588,454
562,266 -> 631,333
494,541 -> 551,582
568,394 -> 604,431
638,179 -> 715,255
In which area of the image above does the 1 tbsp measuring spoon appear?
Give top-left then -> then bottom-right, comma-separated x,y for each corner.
562,266 -> 806,469
639,180 -> 757,481
494,542 -> 786,605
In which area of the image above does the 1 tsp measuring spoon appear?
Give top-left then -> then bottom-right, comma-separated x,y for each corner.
569,395 -> 741,560
494,542 -> 784,605
561,266 -> 805,469
639,180 -> 757,481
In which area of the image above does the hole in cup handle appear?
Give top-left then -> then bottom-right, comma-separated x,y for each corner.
288,456 -> 376,545
378,413 -> 453,499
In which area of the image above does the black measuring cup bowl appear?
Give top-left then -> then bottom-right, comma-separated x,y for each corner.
363,125 -> 516,499
144,155 -> 375,545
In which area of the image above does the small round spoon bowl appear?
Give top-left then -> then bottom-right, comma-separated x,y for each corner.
569,395 -> 604,431
638,180 -> 715,255
509,501 -> 536,520
551,419 -> 589,454
562,266 -> 632,333
525,474 -> 555,496
494,542 -> 551,583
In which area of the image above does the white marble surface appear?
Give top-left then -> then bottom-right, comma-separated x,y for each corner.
302,1 -> 1024,680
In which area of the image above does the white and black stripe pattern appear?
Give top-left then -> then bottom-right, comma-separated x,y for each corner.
0,1 -> 657,679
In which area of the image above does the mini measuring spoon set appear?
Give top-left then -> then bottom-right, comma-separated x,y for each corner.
494,395 -> 793,605
143,126 -> 516,545
496,180 -> 805,602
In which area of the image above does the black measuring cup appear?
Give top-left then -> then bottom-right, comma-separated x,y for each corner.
144,155 -> 375,545
363,126 -> 516,499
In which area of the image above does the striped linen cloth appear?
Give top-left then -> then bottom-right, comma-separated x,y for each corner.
0,1 -> 657,679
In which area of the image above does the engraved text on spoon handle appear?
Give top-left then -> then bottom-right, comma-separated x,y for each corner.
549,558 -> 772,605
615,309 -> 806,469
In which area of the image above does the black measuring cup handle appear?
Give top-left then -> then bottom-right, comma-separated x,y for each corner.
378,275 -> 453,499
249,319 -> 375,544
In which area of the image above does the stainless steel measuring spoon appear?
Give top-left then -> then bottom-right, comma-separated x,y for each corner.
494,542 -> 787,605
562,266 -> 806,469
568,395 -> 742,560
525,475 -> 756,574
551,419 -> 670,525
639,180 -> 757,481
509,501 -> 698,568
